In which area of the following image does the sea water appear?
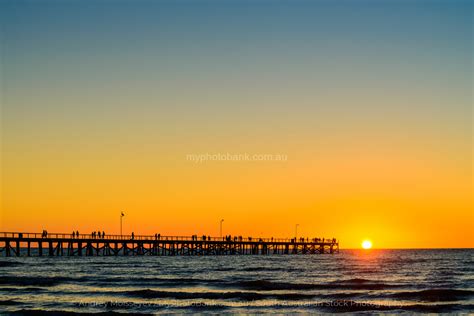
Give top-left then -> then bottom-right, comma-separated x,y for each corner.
0,249 -> 473,314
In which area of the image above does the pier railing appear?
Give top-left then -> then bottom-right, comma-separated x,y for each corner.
0,232 -> 336,243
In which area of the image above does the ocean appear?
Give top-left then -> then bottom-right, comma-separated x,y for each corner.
0,249 -> 473,314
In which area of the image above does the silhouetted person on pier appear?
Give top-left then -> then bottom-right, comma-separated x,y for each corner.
76,231 -> 79,238
158,234 -> 161,239
72,231 -> 75,238
98,231 -> 101,239
131,232 -> 135,240
102,231 -> 105,239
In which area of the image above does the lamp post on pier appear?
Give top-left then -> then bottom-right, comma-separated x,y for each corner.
120,211 -> 125,236
220,219 -> 224,239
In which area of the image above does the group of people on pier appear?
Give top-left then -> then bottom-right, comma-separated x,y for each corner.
39,231 -> 336,244
70,231 -> 106,239
290,237 -> 337,243
91,231 -> 105,239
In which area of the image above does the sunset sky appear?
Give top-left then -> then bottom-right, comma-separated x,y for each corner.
1,0 -> 472,248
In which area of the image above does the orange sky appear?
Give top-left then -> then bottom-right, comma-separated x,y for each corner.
2,132 -> 472,248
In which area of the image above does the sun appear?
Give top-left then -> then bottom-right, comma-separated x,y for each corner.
362,240 -> 373,249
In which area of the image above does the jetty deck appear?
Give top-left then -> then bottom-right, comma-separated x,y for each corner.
0,232 -> 339,257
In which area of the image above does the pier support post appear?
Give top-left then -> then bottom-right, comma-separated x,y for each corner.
123,243 -> 128,256
5,241 -> 11,257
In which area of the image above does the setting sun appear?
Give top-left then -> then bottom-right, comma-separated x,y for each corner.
362,240 -> 373,249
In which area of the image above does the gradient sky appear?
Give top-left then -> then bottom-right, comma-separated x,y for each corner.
1,0 -> 472,248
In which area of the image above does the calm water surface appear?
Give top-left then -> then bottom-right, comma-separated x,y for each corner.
0,249 -> 473,314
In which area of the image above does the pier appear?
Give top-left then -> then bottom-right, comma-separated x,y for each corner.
0,232 -> 339,257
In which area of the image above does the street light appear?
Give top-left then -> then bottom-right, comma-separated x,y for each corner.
295,224 -> 299,239
220,219 -> 224,238
120,211 -> 125,236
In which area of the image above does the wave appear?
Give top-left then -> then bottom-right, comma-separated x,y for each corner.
0,287 -> 45,293
237,266 -> 302,272
9,310 -> 152,315
0,299 -> 21,306
213,267 -> 235,271
0,261 -> 23,267
328,278 -> 402,290
0,275 -> 221,287
0,276 -> 91,287
317,300 -> 474,313
8,303 -> 474,314
227,279 -> 317,290
0,275 -> 405,292
122,289 -> 383,301
226,278 -> 400,291
124,289 -> 316,301
388,289 -> 474,302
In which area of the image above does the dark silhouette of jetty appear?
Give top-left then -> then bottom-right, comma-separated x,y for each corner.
0,232 -> 339,256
